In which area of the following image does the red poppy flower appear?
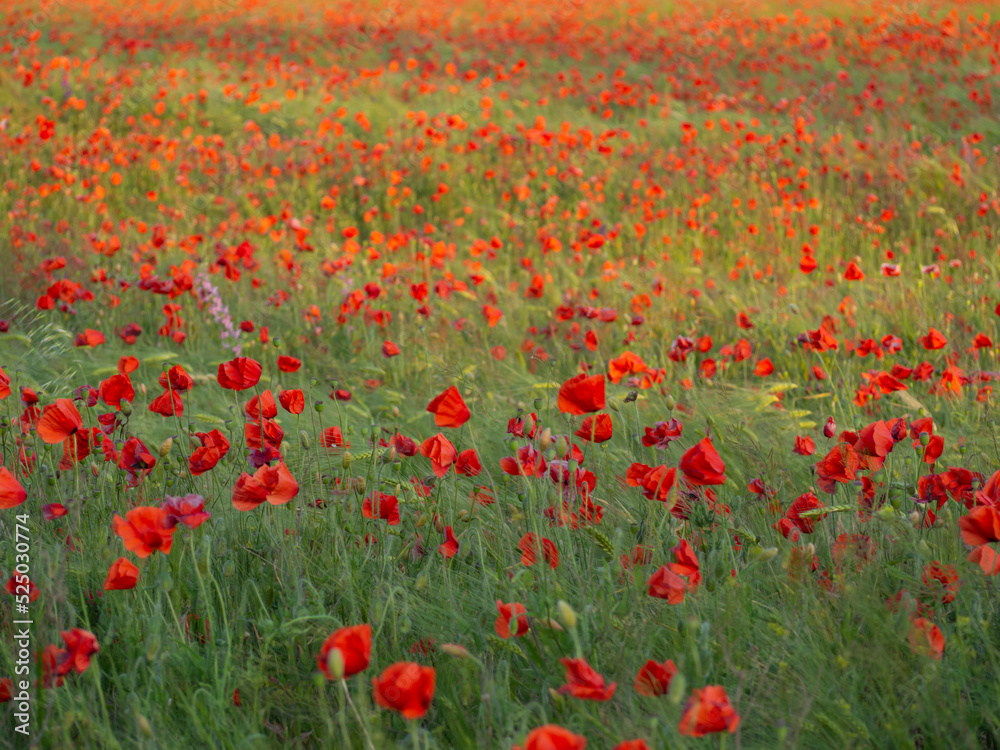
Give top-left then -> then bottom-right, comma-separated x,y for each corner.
815,443 -> 860,494
968,545 -> 1000,576
36,398 -> 83,444
362,492 -> 401,525
149,389 -> 183,417
634,659 -> 678,697
382,341 -> 401,358
217,357 -> 262,390
98,374 -> 134,410
103,557 -> 139,590
116,356 -> 139,376
231,463 -> 299,511
921,328 -> 947,350
608,351 -> 648,384
455,449 -> 482,477
626,463 -> 677,503
0,365 -> 11,400
118,437 -> 157,486
780,492 -> 826,536
73,329 -> 106,347
958,505 -> 1000,546
42,503 -> 68,520
557,373 -> 606,415
0,466 -> 27,509
495,601 -> 529,639
793,435 -> 816,456
426,386 -> 471,428
642,419 -> 683,449
321,426 -> 350,449
317,624 -> 371,679
279,389 -> 305,414
438,526 -> 459,558
678,685 -> 740,737
754,358 -> 774,376
647,565 -> 688,603
612,741 -> 650,750
113,506 -> 175,558
512,726 -> 587,750
159,365 -> 194,393
372,662 -> 436,719
277,355 -> 301,372
501,444 -> 547,478
679,437 -> 726,486
161,494 -> 211,529
519,533 -> 560,568
843,261 -> 864,281
56,629 -> 99,675
0,679 -> 11,702
332,388 -> 352,401
245,390 -> 278,420
574,414 -> 613,443
669,539 -> 702,587
5,573 -> 39,602
908,617 -> 945,660
557,658 -> 617,701
419,433 -> 457,477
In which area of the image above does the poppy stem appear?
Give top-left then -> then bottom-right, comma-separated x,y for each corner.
341,679 -> 377,750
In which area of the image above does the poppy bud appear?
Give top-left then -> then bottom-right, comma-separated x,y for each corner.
754,547 -> 778,563
146,632 -> 160,661
667,672 -> 687,705
557,600 -> 577,630
684,615 -> 701,637
120,400 -> 133,417
342,452 -> 353,469
441,643 -> 470,659
139,384 -> 147,397
223,560 -> 236,578
823,417 -> 836,438
300,430 -> 311,449
624,390 -> 638,404
556,436 -> 569,456
158,437 -> 173,457
539,428 -> 552,452
161,572 -> 173,593
548,688 -> 564,706
908,511 -> 921,527
392,406 -> 400,418
804,543 -> 816,558
788,303 -> 800,315
138,716 -> 153,738
608,397 -> 623,413
326,647 -> 346,679
352,477 -> 366,495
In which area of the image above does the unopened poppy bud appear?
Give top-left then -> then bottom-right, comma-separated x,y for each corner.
754,547 -> 778,563
138,384 -> 147,397
556,436 -> 569,456
416,513 -> 427,528
804,543 -> 816,558
909,511 -> 922,527
457,509 -> 469,521
352,477 -> 366,495
392,406 -> 400,418
608,397 -> 623,413
548,688 -> 565,706
441,643 -> 470,659
665,394 -> 676,412
533,397 -> 543,411
557,600 -> 577,629
342,452 -> 353,469
120,400 -> 133,417
146,632 -> 160,661
667,672 -> 687,705
158,437 -> 173,457
823,417 -> 836,438
684,614 -> 701,637
788,303 -> 800,315
919,431 -> 930,446
138,716 -> 153,738
624,390 -> 638,404
299,430 -> 311,449
161,572 -> 173,593
327,647 -> 346,679
539,428 -> 553,451
223,560 -> 236,578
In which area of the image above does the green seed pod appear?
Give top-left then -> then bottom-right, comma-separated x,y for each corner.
314,401 -> 324,413
533,397 -> 543,411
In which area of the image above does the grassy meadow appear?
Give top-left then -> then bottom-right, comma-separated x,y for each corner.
1,0 -> 1000,747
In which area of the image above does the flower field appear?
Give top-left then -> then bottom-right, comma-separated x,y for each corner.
1,0 -> 1000,746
